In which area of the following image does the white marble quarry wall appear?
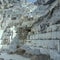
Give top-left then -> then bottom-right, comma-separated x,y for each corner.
46,24 -> 60,32
25,40 -> 60,60
28,31 -> 60,40
25,40 -> 60,55
37,0 -> 49,4
57,40 -> 60,53
26,40 -> 59,50
58,0 -> 60,4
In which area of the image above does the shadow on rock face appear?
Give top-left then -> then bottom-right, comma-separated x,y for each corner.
31,54 -> 50,60
15,48 -> 26,55
0,58 -> 4,60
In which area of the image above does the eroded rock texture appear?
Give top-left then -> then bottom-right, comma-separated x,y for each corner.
0,0 -> 60,60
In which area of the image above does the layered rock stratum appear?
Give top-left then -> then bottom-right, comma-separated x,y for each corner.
0,0 -> 60,60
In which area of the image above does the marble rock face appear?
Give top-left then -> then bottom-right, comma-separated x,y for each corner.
0,0 -> 60,60
35,0 -> 56,5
